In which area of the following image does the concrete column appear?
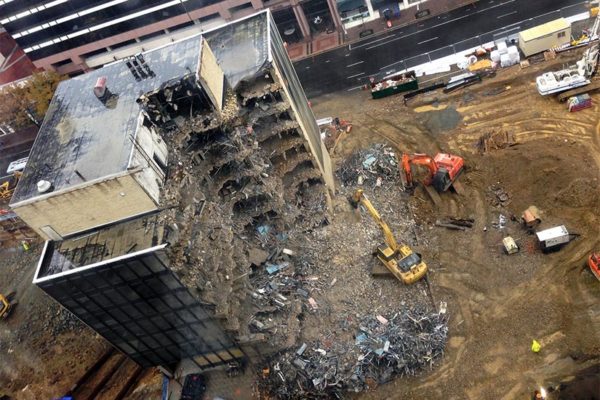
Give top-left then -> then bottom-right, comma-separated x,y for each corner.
250,0 -> 264,9
292,5 -> 311,38
365,0 -> 374,17
71,55 -> 90,72
219,7 -> 232,21
326,0 -> 342,28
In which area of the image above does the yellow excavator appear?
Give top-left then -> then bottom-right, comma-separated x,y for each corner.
0,172 -> 22,201
0,291 -> 16,319
350,189 -> 427,285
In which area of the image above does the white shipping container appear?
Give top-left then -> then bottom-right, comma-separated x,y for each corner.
536,225 -> 570,249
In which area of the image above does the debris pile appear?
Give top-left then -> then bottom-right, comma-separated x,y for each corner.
435,216 -> 475,231
245,247 -> 321,352
476,130 -> 517,153
337,144 -> 399,187
156,69 -> 330,348
262,306 -> 448,398
487,184 -> 511,207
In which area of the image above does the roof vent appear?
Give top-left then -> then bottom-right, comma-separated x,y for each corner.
37,180 -> 53,194
94,77 -> 107,99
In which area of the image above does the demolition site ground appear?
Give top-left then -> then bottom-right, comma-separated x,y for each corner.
1,50 -> 599,400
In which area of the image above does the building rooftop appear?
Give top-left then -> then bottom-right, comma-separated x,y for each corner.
11,11 -> 274,207
203,11 -> 270,88
35,210 -> 167,279
10,36 -> 204,206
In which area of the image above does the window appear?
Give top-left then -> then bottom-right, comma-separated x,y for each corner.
557,31 -> 566,38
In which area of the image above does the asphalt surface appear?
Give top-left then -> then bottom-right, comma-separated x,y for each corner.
294,0 -> 589,97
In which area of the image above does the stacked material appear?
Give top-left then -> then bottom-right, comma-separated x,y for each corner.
496,41 -> 508,55
500,46 -> 520,67
490,50 -> 500,63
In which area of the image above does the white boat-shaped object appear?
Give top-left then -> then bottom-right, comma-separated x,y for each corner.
536,69 -> 590,95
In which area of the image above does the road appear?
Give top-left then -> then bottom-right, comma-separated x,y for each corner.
294,0 -> 589,97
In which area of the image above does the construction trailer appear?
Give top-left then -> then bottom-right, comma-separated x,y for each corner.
518,18 -> 571,57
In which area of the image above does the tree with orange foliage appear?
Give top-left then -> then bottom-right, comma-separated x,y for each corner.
0,71 -> 66,131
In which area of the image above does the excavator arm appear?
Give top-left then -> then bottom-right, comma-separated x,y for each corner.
350,189 -> 398,251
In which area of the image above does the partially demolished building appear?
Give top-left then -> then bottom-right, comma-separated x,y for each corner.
25,11 -> 335,369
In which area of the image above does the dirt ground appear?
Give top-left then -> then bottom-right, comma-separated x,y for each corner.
0,245 -> 109,399
309,52 -> 600,399
1,48 -> 600,400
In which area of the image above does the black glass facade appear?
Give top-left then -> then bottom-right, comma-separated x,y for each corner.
35,242 -> 242,368
0,0 -> 200,60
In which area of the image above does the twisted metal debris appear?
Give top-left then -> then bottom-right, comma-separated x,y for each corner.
337,144 -> 400,187
262,305 -> 448,399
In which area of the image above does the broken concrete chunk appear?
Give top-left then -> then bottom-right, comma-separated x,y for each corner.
308,297 -> 318,311
282,248 -> 295,256
265,262 -> 289,275
296,343 -> 307,356
248,247 -> 269,266
292,358 -> 307,370
376,315 -> 388,325
251,320 -> 265,330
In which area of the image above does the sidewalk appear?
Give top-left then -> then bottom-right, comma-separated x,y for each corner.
287,0 -> 478,60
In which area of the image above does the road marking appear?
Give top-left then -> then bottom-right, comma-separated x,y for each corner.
418,36 -> 438,45
347,72 -> 365,79
346,60 -> 364,68
365,0 -> 515,51
497,10 -> 517,18
325,60 -> 331,63
347,85 -> 364,91
351,34 -> 397,50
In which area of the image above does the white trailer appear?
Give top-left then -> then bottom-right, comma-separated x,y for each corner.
518,18 -> 571,57
536,225 -> 571,251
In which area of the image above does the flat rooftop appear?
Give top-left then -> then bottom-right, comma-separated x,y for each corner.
11,10 -> 273,206
35,211 -> 167,279
203,11 -> 269,88
10,36 -> 204,205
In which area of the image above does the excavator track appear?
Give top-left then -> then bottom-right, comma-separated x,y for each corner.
557,79 -> 600,102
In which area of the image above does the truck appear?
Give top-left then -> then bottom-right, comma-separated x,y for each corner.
535,225 -> 572,252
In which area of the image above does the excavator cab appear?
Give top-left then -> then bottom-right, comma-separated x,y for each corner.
402,153 -> 464,193
431,153 -> 464,192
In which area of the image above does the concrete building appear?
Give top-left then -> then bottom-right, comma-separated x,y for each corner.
0,0 -> 431,74
10,35 -> 226,240
26,10 -> 335,369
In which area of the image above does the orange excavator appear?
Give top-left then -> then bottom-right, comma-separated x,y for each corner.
401,153 -> 464,193
588,253 -> 600,281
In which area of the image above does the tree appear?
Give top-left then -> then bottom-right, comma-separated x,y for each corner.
0,71 -> 67,131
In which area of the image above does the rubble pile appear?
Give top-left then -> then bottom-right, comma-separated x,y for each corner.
337,144 -> 399,187
476,130 -> 516,153
157,69 -> 329,348
262,306 -> 449,398
487,184 -> 511,207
